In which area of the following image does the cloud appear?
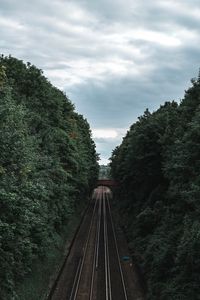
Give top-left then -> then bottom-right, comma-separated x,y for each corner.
1,0 -> 200,164
93,128 -> 126,164
92,129 -> 118,139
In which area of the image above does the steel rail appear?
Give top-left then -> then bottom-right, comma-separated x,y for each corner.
106,192 -> 128,300
103,188 -> 109,300
95,191 -> 102,269
69,193 -> 99,300
103,187 -> 112,300
106,199 -> 112,300
89,187 -> 103,300
68,258 -> 82,300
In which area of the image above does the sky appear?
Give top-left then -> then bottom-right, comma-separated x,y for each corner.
1,0 -> 200,164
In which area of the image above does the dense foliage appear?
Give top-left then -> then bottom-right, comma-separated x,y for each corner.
99,165 -> 111,179
110,76 -> 200,299
0,55 -> 98,299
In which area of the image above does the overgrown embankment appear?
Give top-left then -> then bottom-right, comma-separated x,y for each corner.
0,55 -> 99,299
110,75 -> 200,299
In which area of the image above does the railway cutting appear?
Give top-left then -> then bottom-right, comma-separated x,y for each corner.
49,186 -> 144,300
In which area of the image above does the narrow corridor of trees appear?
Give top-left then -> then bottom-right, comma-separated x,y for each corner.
110,75 -> 200,299
0,56 -> 99,299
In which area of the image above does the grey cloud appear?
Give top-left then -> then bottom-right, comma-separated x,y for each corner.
1,0 -> 200,163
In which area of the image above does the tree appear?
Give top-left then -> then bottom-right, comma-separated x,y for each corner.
0,55 -> 99,298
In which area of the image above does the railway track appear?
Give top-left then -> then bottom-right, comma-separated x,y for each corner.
106,190 -> 128,300
50,186 -> 130,300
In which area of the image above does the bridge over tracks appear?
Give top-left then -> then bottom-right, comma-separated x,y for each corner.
97,179 -> 118,188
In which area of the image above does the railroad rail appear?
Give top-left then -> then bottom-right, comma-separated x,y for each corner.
50,186 -> 129,300
106,191 -> 128,300
69,194 -> 98,300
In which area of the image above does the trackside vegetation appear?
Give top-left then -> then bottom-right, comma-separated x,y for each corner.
0,55 -> 99,299
110,75 -> 200,299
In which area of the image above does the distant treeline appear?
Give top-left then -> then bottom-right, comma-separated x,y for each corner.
0,55 -> 99,299
110,76 -> 200,299
99,165 -> 111,179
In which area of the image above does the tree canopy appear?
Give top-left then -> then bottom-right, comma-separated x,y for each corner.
0,55 -> 99,299
110,76 -> 200,299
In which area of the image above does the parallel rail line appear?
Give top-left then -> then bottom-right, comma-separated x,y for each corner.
106,191 -> 128,300
69,193 -> 99,300
49,186 -> 129,300
90,191 -> 102,300
103,188 -> 112,300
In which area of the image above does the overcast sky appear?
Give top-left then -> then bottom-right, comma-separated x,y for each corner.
1,0 -> 200,164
